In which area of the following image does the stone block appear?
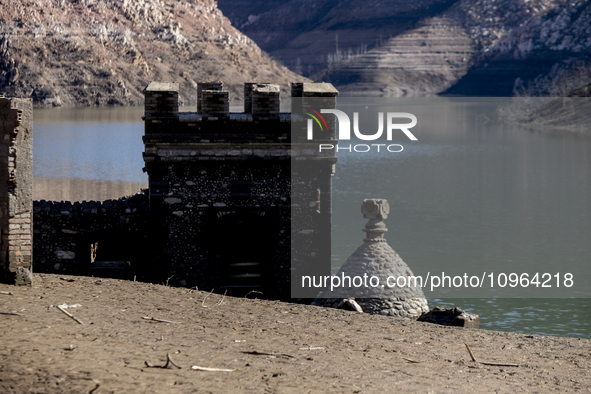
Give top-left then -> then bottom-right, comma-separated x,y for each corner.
201,90 -> 229,120
198,82 -> 223,113
252,84 -> 280,120
418,307 -> 480,328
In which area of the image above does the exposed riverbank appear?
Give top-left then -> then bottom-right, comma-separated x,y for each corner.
1,274 -> 589,393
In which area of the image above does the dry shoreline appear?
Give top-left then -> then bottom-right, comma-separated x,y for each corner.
1,274 -> 589,393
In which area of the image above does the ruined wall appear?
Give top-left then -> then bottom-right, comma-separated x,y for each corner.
33,192 -> 149,279
0,97 -> 33,285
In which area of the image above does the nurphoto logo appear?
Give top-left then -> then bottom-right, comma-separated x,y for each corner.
305,109 -> 418,153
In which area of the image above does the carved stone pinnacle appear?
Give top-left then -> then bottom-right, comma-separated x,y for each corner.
361,199 -> 389,220
361,199 -> 389,242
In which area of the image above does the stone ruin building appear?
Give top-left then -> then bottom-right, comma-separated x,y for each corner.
142,81 -> 339,299
2,82 -> 434,314
0,96 -> 33,285
23,81 -> 339,301
314,199 -> 430,317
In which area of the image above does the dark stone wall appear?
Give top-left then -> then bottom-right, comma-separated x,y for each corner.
33,191 -> 150,279
146,159 -> 292,298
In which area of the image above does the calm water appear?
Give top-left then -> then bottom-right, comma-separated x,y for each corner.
33,106 -> 147,201
33,101 -> 591,338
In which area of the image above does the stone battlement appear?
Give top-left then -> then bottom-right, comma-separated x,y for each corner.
143,81 -> 338,125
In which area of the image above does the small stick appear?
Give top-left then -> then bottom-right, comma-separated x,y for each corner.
244,290 -> 263,299
215,290 -> 227,306
242,350 -> 295,359
464,343 -> 519,367
57,305 -> 84,325
191,365 -> 234,372
299,347 -> 324,350
202,289 -> 214,307
479,361 -> 520,367
145,353 -> 182,369
402,357 -> 420,363
165,353 -> 182,369
0,291 -> 13,295
464,343 -> 477,362
142,316 -> 180,324
0,311 -> 23,316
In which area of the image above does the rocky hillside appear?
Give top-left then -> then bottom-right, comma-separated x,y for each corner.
0,0 -> 306,107
445,0 -> 591,96
218,0 -> 591,96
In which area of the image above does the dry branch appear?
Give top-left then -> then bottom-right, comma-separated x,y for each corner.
142,316 -> 180,324
201,289 -> 214,307
145,353 -> 182,369
464,343 -> 519,367
216,290 -> 227,306
244,290 -> 263,299
402,357 -> 421,363
57,305 -> 84,324
0,291 -> 13,295
242,350 -> 295,359
464,343 -> 477,362
0,311 -> 23,316
191,365 -> 235,372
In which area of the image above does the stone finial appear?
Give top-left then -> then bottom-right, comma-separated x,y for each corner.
361,199 -> 389,242
143,82 -> 179,120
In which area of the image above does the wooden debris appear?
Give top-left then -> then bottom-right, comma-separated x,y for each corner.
216,290 -> 227,306
0,291 -> 13,295
464,342 -> 477,362
59,277 -> 75,282
141,316 -> 181,324
242,350 -> 295,359
56,305 -> 84,325
464,343 -> 519,367
402,357 -> 421,363
299,347 -> 325,350
244,290 -> 263,299
145,353 -> 182,369
201,289 -> 214,307
191,365 -> 235,372
0,311 -> 23,316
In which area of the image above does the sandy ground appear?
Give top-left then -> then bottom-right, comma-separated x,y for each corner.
1,274 -> 590,393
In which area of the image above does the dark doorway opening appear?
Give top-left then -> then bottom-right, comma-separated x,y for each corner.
82,231 -> 136,280
207,209 -> 279,296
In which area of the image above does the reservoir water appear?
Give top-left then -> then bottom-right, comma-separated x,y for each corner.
33,100 -> 591,338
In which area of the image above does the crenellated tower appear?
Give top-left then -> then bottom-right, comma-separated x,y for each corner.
142,81 -> 338,299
